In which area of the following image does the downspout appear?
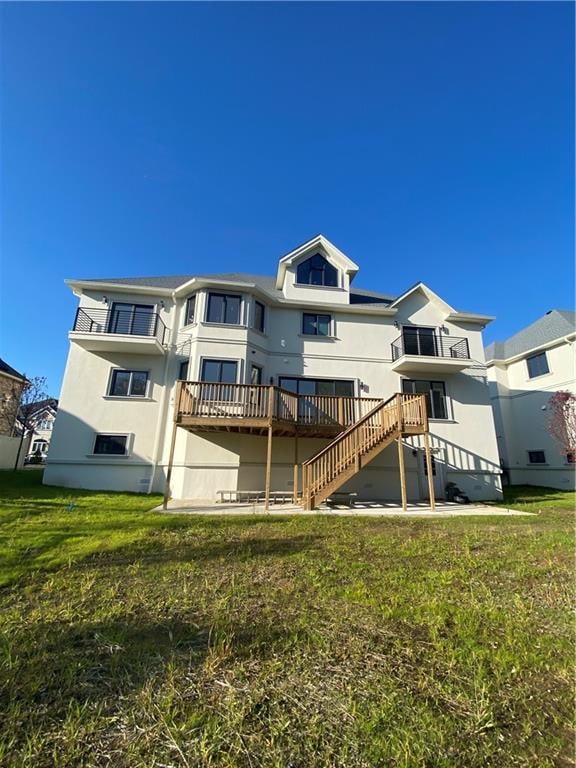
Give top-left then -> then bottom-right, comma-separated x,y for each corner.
147,290 -> 179,493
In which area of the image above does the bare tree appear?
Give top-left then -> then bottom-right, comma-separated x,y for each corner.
547,390 -> 576,459
13,376 -> 49,470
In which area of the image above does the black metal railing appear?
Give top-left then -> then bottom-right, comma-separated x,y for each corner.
391,331 -> 470,361
72,308 -> 168,345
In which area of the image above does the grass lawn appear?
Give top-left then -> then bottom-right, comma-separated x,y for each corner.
0,471 -> 574,768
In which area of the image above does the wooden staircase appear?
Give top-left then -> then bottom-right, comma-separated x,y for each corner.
301,393 -> 427,510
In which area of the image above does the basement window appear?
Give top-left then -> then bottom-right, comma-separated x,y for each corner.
93,434 -> 128,455
527,450 -> 546,464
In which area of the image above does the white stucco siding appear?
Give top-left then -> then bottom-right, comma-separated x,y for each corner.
486,337 -> 576,490
44,343 -> 167,492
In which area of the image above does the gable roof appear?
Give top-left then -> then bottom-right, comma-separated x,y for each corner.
485,309 -> 576,362
275,234 -> 359,289
0,358 -> 26,382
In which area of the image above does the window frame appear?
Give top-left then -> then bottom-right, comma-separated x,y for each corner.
527,450 -> 547,465
205,292 -> 242,326
401,379 -> 449,420
296,253 -> 339,288
92,433 -> 130,456
302,312 -> 333,337
107,369 -> 150,398
199,358 -> 239,384
253,300 -> 266,333
526,351 -> 550,379
184,295 -> 197,326
278,376 -> 355,397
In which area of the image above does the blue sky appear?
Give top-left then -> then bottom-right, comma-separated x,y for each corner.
1,1 -> 573,395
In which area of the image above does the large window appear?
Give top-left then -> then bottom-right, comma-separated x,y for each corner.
402,380 -> 448,420
108,303 -> 154,336
279,377 -> 354,397
526,352 -> 549,379
206,293 -> 241,325
302,313 -> 332,336
184,295 -> 196,325
93,434 -> 128,455
296,253 -> 338,287
108,370 -> 148,397
200,359 -> 238,384
254,301 -> 265,333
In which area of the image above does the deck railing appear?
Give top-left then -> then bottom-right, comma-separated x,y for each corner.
391,332 -> 470,361
73,307 -> 168,345
176,381 -> 382,428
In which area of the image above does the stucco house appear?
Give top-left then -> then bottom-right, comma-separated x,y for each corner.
485,310 -> 576,490
19,398 -> 59,461
45,235 -> 502,507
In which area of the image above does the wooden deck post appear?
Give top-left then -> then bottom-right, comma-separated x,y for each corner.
293,432 -> 299,504
163,381 -> 182,510
264,424 -> 273,512
424,432 -> 436,511
397,437 -> 407,511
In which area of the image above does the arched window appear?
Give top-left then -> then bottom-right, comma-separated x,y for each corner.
296,253 -> 338,287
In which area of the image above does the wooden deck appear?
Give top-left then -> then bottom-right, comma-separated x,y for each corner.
175,381 -> 383,437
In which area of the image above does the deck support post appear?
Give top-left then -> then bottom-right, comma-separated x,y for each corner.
163,381 -> 182,510
293,432 -> 299,504
264,424 -> 273,512
397,437 -> 407,511
424,431 -> 436,511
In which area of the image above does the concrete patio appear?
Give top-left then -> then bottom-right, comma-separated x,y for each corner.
155,498 -> 535,517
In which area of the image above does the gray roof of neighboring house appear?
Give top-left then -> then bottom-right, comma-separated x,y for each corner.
77,272 -> 394,305
0,358 -> 26,381
485,309 -> 576,361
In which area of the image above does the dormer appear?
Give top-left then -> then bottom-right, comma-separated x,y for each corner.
275,235 -> 359,304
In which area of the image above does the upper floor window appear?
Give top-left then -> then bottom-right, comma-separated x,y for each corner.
526,351 -> 549,379
402,380 -> 448,420
178,361 -> 189,380
109,370 -> 149,398
254,301 -> 265,333
302,313 -> 332,336
206,293 -> 241,325
296,253 -> 338,287
184,295 -> 196,325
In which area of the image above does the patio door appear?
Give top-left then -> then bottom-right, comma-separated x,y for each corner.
403,326 -> 438,357
108,303 -> 154,336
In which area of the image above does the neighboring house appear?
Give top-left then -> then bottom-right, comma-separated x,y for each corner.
45,235 -> 502,506
19,398 -> 59,460
485,310 -> 576,490
0,358 -> 27,437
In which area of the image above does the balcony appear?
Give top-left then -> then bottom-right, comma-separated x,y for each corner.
391,330 -> 471,374
69,307 -> 168,355
175,381 -> 396,437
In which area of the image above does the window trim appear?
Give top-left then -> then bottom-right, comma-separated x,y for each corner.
527,450 -> 547,465
205,292 -> 243,326
91,433 -> 131,457
401,379 -> 449,420
107,369 -> 150,398
199,357 -> 240,384
301,312 -> 333,337
253,300 -> 266,333
278,376 -> 356,397
295,253 -> 340,288
184,294 -> 197,326
526,351 -> 550,379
